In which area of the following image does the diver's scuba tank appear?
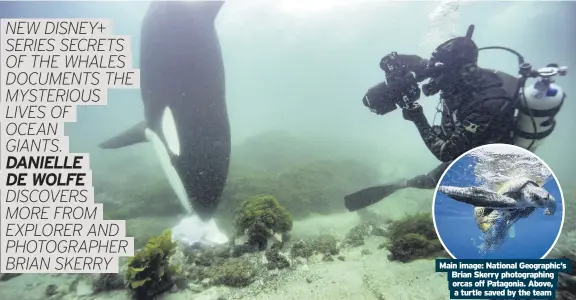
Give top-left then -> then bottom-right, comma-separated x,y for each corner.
423,25 -> 569,152
513,64 -> 567,151
476,43 -> 568,152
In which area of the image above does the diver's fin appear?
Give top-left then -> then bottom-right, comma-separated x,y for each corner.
508,224 -> 516,238
438,186 -> 518,208
98,121 -> 148,149
344,183 -> 402,212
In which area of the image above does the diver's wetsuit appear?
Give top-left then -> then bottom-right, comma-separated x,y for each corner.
401,55 -> 517,190
344,55 -> 519,212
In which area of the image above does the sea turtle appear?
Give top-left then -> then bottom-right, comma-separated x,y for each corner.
439,176 -> 557,240
438,177 -> 556,217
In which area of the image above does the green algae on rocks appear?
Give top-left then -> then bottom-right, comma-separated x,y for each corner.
234,194 -> 293,248
290,234 -> 340,260
383,213 -> 443,263
208,258 -> 259,287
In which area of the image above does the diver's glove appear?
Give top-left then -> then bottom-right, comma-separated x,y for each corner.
402,102 -> 425,122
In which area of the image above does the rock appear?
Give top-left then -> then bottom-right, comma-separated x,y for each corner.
189,283 -> 205,293
92,273 -> 125,293
47,294 -> 64,300
45,284 -> 58,296
337,255 -> 345,261
308,253 -> 324,263
312,235 -> 339,256
293,257 -> 307,265
265,248 -> 291,270
306,277 -> 313,283
231,243 -> 260,258
556,256 -> 576,300
371,225 -> 387,237
173,275 -> 189,290
361,249 -> 372,256
343,222 -> 378,248
290,240 -> 313,259
322,255 -> 334,262
70,277 -> 94,296
208,258 -> 258,287
0,273 -> 21,281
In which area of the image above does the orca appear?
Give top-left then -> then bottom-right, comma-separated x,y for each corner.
99,1 -> 230,245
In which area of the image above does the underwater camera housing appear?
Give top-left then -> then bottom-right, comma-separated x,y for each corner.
362,25 -> 478,115
362,52 -> 422,115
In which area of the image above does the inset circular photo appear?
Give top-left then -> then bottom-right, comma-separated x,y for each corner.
433,144 -> 564,259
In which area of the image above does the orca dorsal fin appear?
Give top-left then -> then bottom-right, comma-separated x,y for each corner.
98,121 -> 148,149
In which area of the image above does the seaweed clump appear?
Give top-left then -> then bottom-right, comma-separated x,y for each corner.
234,194 -> 293,250
383,213 -> 443,263
124,229 -> 179,299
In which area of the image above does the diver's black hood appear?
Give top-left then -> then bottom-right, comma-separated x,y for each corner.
422,30 -> 480,96
431,36 -> 479,69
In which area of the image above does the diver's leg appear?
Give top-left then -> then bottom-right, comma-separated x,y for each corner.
344,162 -> 450,212
401,161 -> 451,189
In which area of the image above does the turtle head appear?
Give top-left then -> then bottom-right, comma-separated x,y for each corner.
523,185 -> 556,216
535,189 -> 556,216
543,196 -> 556,216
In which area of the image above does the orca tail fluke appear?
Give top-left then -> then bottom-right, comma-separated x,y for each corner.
98,121 -> 148,149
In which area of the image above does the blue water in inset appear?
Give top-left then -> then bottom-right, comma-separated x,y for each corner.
434,155 -> 564,259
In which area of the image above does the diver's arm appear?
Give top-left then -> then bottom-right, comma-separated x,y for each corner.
408,97 -> 513,162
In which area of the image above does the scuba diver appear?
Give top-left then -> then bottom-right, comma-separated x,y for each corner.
345,25 -> 567,212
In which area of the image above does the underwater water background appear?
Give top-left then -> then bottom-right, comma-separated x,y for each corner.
0,1 -> 575,299
0,0 -> 574,184
434,155 -> 565,260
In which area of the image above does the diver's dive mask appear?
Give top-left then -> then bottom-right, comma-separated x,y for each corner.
420,61 -> 447,96
420,25 -> 479,96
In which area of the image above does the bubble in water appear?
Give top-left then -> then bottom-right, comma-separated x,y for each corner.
471,146 -> 552,189
420,0 -> 461,51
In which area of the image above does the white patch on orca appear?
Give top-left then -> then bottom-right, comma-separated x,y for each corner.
145,127 -> 191,214
161,107 -> 181,156
204,218 -> 229,244
171,215 -> 229,246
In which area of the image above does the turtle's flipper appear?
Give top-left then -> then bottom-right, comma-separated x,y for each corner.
438,186 -> 518,208
508,224 -> 516,238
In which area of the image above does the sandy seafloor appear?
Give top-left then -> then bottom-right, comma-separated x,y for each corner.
1,190 -> 574,300
0,211 -> 450,300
